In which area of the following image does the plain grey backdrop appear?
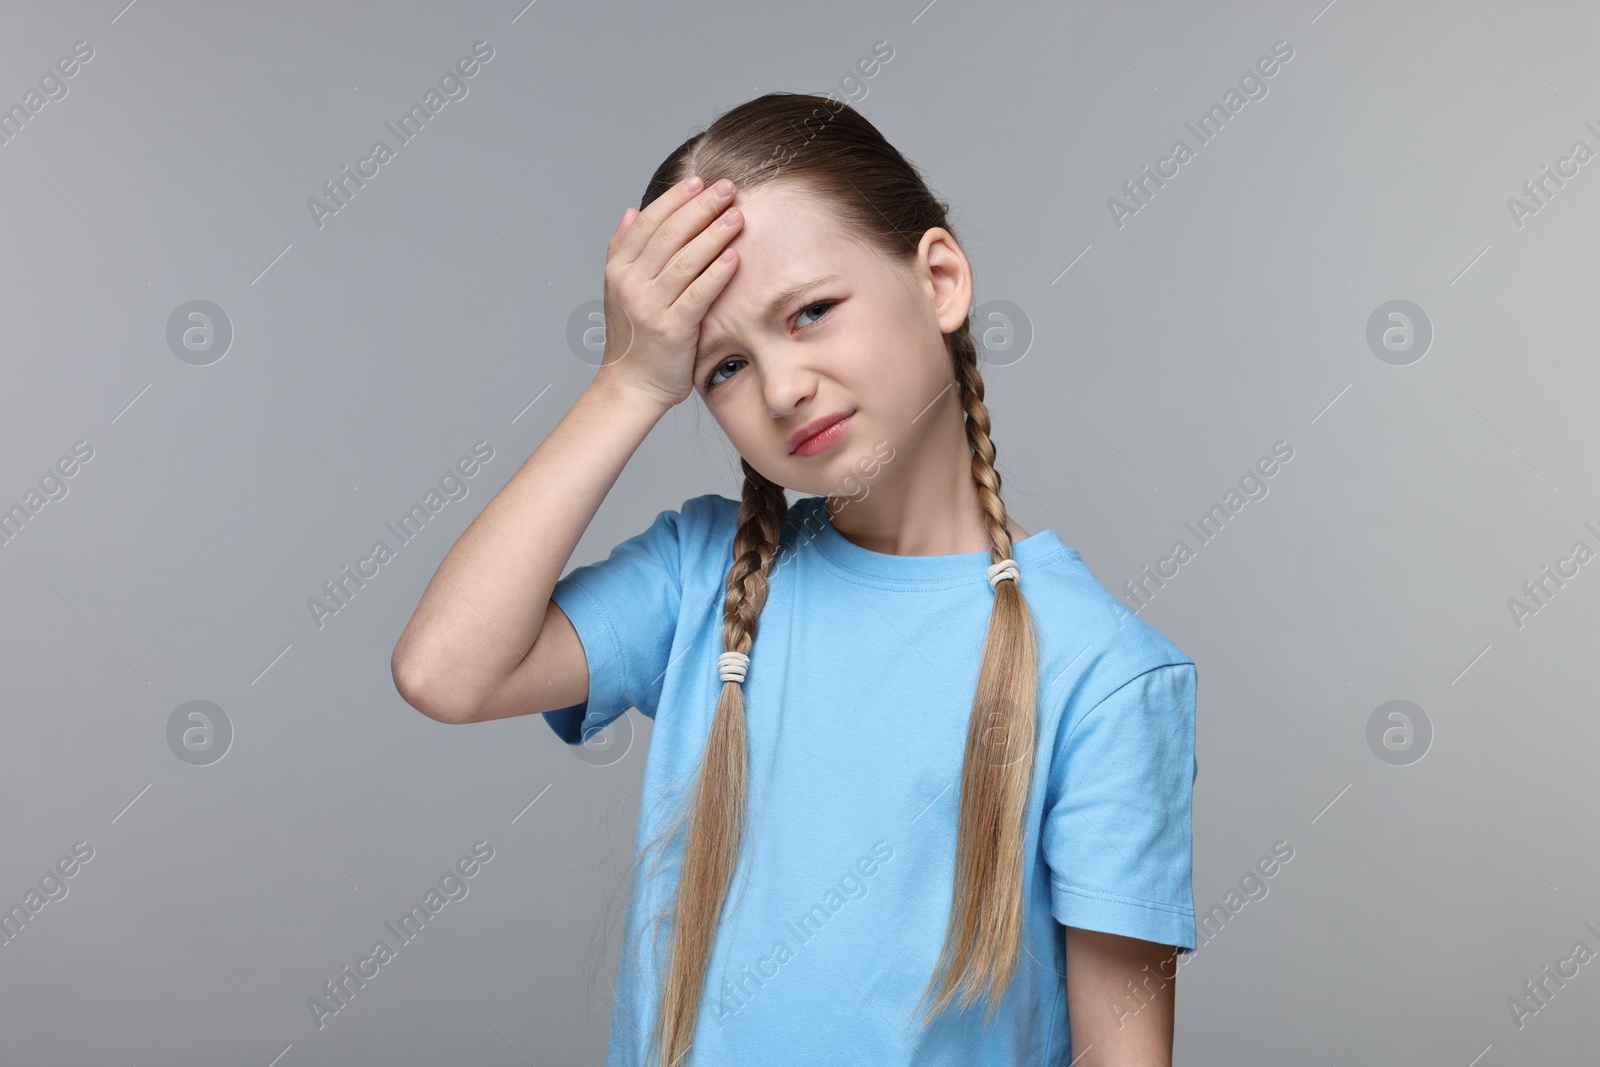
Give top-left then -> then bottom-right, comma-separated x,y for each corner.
2,0 -> 1596,1064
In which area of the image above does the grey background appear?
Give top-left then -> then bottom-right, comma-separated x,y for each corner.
2,1 -> 1596,1064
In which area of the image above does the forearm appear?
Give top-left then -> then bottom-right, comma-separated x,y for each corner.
391,369 -> 668,722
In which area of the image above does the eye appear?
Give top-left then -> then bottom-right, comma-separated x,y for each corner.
795,299 -> 835,329
704,356 -> 746,390
701,300 -> 838,392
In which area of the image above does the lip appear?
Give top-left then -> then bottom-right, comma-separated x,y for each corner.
788,411 -> 854,456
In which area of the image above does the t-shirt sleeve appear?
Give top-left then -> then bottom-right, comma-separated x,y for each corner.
1043,661 -> 1198,952
543,504 -> 687,746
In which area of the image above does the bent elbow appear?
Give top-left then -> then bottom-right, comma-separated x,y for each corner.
391,655 -> 476,725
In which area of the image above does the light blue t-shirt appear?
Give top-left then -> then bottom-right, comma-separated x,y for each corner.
548,494 -> 1198,1066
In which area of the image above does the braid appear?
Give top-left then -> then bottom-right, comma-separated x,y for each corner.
721,461 -> 788,656
952,325 -> 1018,562
911,320 -> 1042,1029
651,460 -> 788,1067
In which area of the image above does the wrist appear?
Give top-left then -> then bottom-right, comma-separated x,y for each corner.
590,367 -> 679,417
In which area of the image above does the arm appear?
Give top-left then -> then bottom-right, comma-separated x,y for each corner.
1064,926 -> 1178,1067
391,175 -> 745,725
390,372 -> 670,724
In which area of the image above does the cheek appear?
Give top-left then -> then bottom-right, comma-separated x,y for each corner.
870,335 -> 953,450
712,404 -> 775,460
875,324 -> 951,406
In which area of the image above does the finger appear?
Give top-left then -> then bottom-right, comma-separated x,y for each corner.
672,245 -> 739,333
614,176 -> 703,267
607,207 -> 636,257
653,202 -> 744,311
632,178 -> 738,283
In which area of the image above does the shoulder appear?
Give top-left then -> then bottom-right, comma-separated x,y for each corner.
675,492 -> 741,533
673,493 -> 820,547
1026,552 -> 1195,723
640,493 -> 739,539
647,494 -> 741,583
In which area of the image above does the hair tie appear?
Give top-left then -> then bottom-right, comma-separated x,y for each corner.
718,650 -> 750,684
987,558 -> 1020,591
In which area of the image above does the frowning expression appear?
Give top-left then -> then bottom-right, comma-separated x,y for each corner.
692,182 -> 971,498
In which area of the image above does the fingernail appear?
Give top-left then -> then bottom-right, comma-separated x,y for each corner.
712,178 -> 734,197
684,175 -> 704,193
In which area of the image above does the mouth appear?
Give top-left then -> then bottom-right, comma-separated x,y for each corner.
788,411 -> 854,456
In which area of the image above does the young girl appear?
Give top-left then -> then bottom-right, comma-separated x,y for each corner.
393,92 -> 1198,1067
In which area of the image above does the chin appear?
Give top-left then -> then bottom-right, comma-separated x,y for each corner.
792,457 -> 879,501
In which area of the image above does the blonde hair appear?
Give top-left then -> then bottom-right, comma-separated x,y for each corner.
626,92 -> 1041,1066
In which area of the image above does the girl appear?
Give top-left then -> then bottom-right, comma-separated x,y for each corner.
393,92 -> 1198,1067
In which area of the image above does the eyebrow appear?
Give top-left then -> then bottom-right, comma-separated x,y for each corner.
697,274 -> 844,366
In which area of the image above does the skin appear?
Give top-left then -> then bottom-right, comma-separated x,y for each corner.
1065,928 -> 1178,1066
683,180 -> 1027,555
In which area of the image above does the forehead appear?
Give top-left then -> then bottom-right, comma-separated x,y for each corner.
723,183 -> 847,268
699,185 -> 874,341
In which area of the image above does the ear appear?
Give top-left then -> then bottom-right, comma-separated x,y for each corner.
915,226 -> 973,335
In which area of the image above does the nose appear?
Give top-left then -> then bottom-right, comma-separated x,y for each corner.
762,350 -> 817,419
